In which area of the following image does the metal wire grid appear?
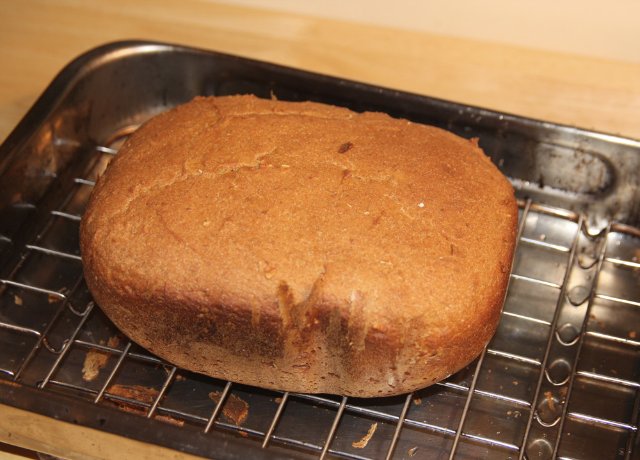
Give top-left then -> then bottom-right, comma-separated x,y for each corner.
0,137 -> 638,459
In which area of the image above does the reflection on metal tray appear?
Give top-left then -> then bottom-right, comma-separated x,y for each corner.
0,41 -> 639,460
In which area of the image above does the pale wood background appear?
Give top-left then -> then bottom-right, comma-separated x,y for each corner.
1,0 -> 639,142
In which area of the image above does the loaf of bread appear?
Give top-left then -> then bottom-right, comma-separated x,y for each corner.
80,95 -> 517,397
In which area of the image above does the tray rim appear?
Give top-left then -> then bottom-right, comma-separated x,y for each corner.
1,39 -> 639,459
3,39 -> 640,179
0,379 -> 301,460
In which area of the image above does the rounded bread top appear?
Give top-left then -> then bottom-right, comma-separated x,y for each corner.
82,95 -> 518,351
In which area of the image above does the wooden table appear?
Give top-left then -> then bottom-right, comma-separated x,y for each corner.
1,1 -> 639,458
2,0 -> 640,143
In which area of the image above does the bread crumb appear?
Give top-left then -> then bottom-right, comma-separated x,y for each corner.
105,384 -> 184,426
209,391 -> 249,426
107,336 -> 120,348
238,430 -> 249,438
274,397 -> 282,404
48,294 -> 61,303
352,422 -> 377,448
0,380 -> 21,389
13,295 -> 22,306
175,374 -> 186,382
155,414 -> 185,427
629,331 -> 637,339
544,391 -> 555,411
413,397 -> 422,405
108,384 -> 159,404
408,446 -> 419,457
83,349 -> 109,382
82,336 -> 119,382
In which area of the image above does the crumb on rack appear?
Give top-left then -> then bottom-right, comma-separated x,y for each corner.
108,383 -> 159,404
105,384 -> 184,426
48,293 -> 61,303
82,336 -> 120,382
82,349 -> 109,382
209,391 -> 249,426
544,391 -> 556,411
352,422 -> 377,449
154,415 -> 185,427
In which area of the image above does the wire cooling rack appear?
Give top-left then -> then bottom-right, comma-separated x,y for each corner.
1,125 -> 638,460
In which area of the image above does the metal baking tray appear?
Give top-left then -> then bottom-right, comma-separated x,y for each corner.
0,40 -> 638,460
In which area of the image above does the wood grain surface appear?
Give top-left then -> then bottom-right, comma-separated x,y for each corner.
1,0 -> 639,143
0,403 -> 203,460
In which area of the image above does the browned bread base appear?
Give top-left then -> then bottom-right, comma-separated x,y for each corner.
80,95 -> 518,397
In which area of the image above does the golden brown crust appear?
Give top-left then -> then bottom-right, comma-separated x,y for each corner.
80,95 -> 518,397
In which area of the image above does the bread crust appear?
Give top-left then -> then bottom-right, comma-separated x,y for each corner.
80,95 -> 518,397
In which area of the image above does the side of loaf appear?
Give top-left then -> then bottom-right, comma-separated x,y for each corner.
80,95 -> 518,397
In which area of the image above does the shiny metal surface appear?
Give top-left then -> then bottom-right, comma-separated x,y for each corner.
0,41 -> 638,459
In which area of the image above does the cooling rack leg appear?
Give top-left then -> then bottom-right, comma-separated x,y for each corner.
94,341 -> 132,403
623,388 -> 640,460
319,396 -> 347,460
517,214 -> 584,459
204,381 -> 232,434
12,274 -> 86,381
550,224 -> 612,457
384,392 -> 412,460
147,366 -> 177,418
39,302 -> 95,389
448,199 -> 532,459
262,391 -> 289,448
